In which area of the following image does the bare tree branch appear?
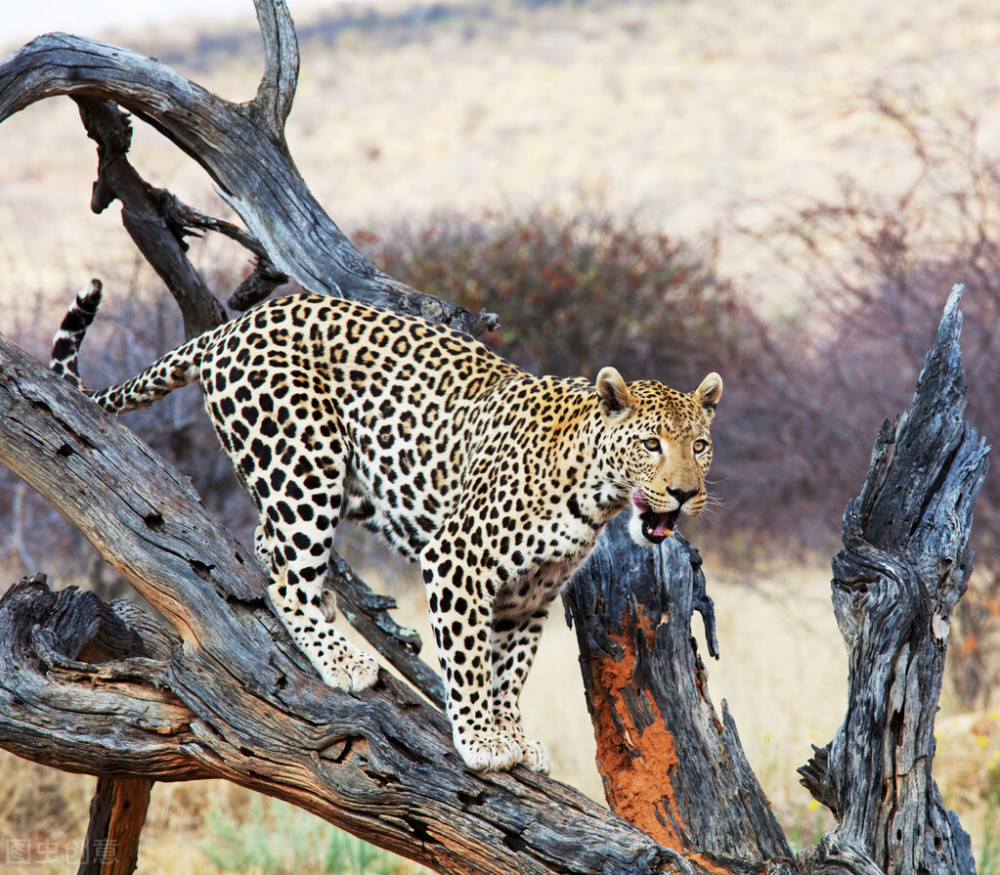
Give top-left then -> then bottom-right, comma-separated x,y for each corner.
75,96 -> 229,339
0,336 -> 697,875
0,3 -> 987,872
327,552 -> 446,710
0,29 -> 496,334
0,0 -> 490,730
250,0 -> 299,134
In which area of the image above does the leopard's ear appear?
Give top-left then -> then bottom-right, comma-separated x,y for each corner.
596,367 -> 635,422
696,372 -> 723,423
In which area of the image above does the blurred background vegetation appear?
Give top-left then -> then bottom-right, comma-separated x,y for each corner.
3,0 -> 1000,871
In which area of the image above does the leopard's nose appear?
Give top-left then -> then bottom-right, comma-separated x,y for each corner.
667,487 -> 698,506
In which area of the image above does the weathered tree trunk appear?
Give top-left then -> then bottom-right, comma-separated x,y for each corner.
564,524 -> 796,874
564,287 -> 983,875
0,0 -> 989,871
797,286 -> 983,875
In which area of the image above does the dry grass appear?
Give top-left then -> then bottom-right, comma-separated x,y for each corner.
0,745 -> 431,873
2,0 -> 1000,868
3,554 -> 995,867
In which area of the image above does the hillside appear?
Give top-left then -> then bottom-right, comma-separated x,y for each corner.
1,0 -> 1000,870
1,0 -> 998,311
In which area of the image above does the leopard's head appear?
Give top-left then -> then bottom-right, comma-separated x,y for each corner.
596,367 -> 723,545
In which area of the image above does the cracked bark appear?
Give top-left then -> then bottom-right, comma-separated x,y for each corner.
0,340 -> 694,875
797,287 -> 983,875
0,0 -> 988,870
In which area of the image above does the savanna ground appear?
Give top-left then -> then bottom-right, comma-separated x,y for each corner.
3,0 -> 1000,872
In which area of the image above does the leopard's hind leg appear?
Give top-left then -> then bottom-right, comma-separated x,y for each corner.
232,425 -> 378,693
256,510 -> 379,693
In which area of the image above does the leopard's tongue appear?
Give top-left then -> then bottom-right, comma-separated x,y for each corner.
641,508 -> 679,542
632,489 -> 652,513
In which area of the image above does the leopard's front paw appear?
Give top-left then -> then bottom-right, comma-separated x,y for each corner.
517,737 -> 552,774
494,714 -> 551,774
317,648 -> 380,694
454,728 -> 524,772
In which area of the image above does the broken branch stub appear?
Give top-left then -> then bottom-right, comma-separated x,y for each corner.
564,520 -> 796,874
799,286 -> 985,875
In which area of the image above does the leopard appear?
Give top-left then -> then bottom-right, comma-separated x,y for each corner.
51,279 -> 723,773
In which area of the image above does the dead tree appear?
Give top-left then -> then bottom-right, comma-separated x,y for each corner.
0,2 -> 987,873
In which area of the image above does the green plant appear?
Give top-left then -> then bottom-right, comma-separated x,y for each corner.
323,828 -> 400,875
785,800 -> 830,857
200,796 -> 407,875
980,766 -> 1000,874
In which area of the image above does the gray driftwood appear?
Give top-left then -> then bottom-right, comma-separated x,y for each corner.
0,338 -> 690,875
797,286 -> 984,875
0,0 -> 988,871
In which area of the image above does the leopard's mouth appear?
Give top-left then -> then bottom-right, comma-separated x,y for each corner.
632,491 -> 680,544
639,508 -> 680,543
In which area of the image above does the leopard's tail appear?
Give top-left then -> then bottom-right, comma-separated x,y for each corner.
50,279 -> 207,414
50,279 -> 103,391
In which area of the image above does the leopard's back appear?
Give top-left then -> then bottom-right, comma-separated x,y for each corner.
195,294 -> 523,560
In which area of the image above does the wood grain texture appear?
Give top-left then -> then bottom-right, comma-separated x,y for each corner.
78,777 -> 153,875
0,337 -> 703,875
798,287 -> 983,875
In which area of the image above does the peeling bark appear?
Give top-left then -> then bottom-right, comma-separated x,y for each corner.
0,0 -> 988,871
565,523 -> 796,874
565,288 -> 985,875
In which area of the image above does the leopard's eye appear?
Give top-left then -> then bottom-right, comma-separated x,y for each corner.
642,437 -> 661,452
693,438 -> 709,454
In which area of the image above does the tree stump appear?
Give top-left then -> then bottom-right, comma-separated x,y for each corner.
798,286 -> 984,875
0,0 -> 989,867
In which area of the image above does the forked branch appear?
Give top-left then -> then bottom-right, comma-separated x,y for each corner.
0,335 -> 693,875
250,0 -> 300,133
0,9 -> 496,334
